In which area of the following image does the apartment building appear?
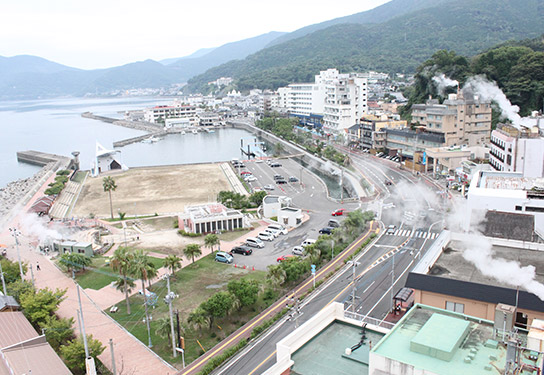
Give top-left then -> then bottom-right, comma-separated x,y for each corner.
489,123 -> 544,178
347,114 -> 406,150
144,103 -> 198,124
411,91 -> 492,147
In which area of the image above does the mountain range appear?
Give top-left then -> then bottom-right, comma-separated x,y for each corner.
1,0 -> 543,99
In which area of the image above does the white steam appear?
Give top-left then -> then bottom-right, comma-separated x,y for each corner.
19,213 -> 64,244
463,75 -> 533,130
432,73 -> 459,96
461,234 -> 544,300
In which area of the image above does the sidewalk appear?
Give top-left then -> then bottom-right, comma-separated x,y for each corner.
0,178 -> 177,375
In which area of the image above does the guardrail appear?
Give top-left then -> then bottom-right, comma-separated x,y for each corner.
344,310 -> 395,330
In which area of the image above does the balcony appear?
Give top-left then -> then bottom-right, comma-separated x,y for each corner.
490,138 -> 505,151
489,149 -> 504,163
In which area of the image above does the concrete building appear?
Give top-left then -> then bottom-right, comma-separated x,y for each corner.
467,170 -> 544,237
489,123 -> 544,178
262,195 -> 292,219
181,203 -> 247,234
384,128 -> 445,164
411,91 -> 492,147
347,114 -> 406,150
54,240 -> 94,257
198,112 -> 222,126
144,103 -> 197,125
208,77 -> 233,87
278,207 -> 303,228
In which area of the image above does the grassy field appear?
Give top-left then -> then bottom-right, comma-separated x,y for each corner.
107,254 -> 268,367
76,255 -> 166,290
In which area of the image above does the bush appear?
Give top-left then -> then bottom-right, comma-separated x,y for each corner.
178,230 -> 202,237
198,339 -> 247,375
56,170 -> 71,176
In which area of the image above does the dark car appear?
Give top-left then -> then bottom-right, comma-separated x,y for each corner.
230,246 -> 253,256
276,179 -> 287,184
288,176 -> 299,182
384,180 -> 393,186
273,174 -> 284,180
270,163 -> 282,167
319,227 -> 334,235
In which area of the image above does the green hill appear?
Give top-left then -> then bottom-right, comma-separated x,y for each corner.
186,0 -> 544,93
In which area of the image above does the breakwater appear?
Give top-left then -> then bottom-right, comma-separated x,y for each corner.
82,112 -> 160,133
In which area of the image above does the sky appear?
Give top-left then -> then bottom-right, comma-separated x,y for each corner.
0,0 -> 390,70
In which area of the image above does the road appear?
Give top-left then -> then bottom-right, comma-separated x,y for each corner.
215,152 -> 445,374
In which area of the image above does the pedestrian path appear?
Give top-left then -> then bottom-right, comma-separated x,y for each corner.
219,163 -> 249,196
385,229 -> 439,240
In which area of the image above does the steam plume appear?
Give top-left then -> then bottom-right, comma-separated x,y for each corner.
432,74 -> 459,96
461,234 -> 544,300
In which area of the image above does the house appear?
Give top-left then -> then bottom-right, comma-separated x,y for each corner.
0,311 -> 72,374
278,207 -> 304,228
54,240 -> 94,257
0,295 -> 19,312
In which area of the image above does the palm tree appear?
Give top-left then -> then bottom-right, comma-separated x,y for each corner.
266,264 -> 286,289
187,307 -> 210,330
111,247 -> 134,315
304,244 -> 321,263
145,260 -> 158,290
204,234 -> 220,254
183,244 -> 202,264
103,176 -> 117,219
163,255 -> 182,276
131,249 -> 153,347
113,276 -> 135,294
155,317 -> 172,341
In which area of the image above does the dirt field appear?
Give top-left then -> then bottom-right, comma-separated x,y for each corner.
72,164 -> 231,218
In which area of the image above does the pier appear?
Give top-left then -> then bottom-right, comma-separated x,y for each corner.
81,112 -> 161,133
17,150 -> 73,169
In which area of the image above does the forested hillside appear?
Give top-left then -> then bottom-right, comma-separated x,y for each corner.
186,0 -> 544,93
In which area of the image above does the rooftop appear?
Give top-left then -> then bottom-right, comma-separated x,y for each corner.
372,304 -> 516,375
291,321 -> 384,375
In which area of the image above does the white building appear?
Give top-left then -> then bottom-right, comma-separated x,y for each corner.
467,170 -> 544,238
275,69 -> 368,134
144,103 -> 198,125
262,195 -> 291,219
180,203 -> 247,234
489,123 -> 544,178
91,142 -> 127,177
208,77 -> 233,87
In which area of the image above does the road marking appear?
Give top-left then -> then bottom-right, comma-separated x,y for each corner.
248,351 -> 277,375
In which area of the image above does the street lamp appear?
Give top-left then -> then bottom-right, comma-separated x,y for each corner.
347,261 -> 360,313
9,228 -> 24,280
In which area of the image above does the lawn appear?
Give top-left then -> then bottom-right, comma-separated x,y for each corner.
107,253 -> 267,367
217,228 -> 252,242
76,255 -> 166,290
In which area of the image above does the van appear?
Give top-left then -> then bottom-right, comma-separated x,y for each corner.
301,239 -> 316,248
245,237 -> 265,248
268,224 -> 287,235
328,219 -> 340,228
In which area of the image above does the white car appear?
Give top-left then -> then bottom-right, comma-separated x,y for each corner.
301,239 -> 316,248
263,228 -> 280,238
245,176 -> 257,182
268,224 -> 288,235
263,184 -> 275,191
255,159 -> 264,163
292,246 -> 305,256
258,232 -> 274,241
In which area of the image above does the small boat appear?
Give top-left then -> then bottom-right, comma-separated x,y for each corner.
192,129 -> 198,134
181,130 -> 186,135
208,129 -> 215,133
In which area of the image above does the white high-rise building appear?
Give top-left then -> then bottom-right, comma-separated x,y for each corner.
275,69 -> 368,134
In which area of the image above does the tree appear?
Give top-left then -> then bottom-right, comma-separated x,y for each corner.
6,280 -> 34,302
19,287 -> 67,326
163,254 -> 182,276
39,315 -> 75,351
249,191 -> 267,207
111,247 -> 135,315
144,260 -> 158,290
0,258 -> 27,283
155,317 -> 172,341
304,244 -> 322,263
59,253 -> 92,274
266,264 -> 286,288
227,279 -> 260,309
187,307 -> 210,330
201,291 -> 234,328
280,258 -> 310,283
113,276 -> 135,295
60,335 -> 105,375
102,176 -> 117,219
204,234 -> 220,254
184,244 -> 202,264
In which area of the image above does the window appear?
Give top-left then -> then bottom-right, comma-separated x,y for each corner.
515,206 -> 523,211
526,206 -> 544,213
445,301 -> 464,313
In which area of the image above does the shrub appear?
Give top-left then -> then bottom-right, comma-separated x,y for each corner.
177,230 -> 202,238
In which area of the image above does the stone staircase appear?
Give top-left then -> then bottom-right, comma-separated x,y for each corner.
49,180 -> 82,218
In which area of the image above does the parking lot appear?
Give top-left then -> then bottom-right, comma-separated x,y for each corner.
225,157 -> 362,270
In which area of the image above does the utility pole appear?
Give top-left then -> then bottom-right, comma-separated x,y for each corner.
340,168 -> 344,203
331,239 -> 334,260
76,280 -> 96,375
9,228 -> 24,280
109,339 -> 117,375
165,275 -> 177,358
30,264 -> 35,287
0,261 -> 7,296
391,253 -> 396,313
142,279 -> 152,348
348,261 -> 360,313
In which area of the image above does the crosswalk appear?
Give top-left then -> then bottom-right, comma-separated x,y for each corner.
386,229 -> 439,239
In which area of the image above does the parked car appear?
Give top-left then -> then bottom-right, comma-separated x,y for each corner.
301,239 -> 316,248
215,251 -> 234,264
258,232 -> 274,241
328,219 -> 340,228
277,255 -> 295,262
245,176 -> 257,182
230,246 -> 253,256
263,184 -> 275,191
288,176 -> 299,182
292,246 -> 305,256
268,224 -> 287,235
331,208 -> 346,216
245,237 -> 265,248
240,171 -> 252,175
319,227 -> 334,235
270,163 -> 282,167
263,228 -> 280,238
